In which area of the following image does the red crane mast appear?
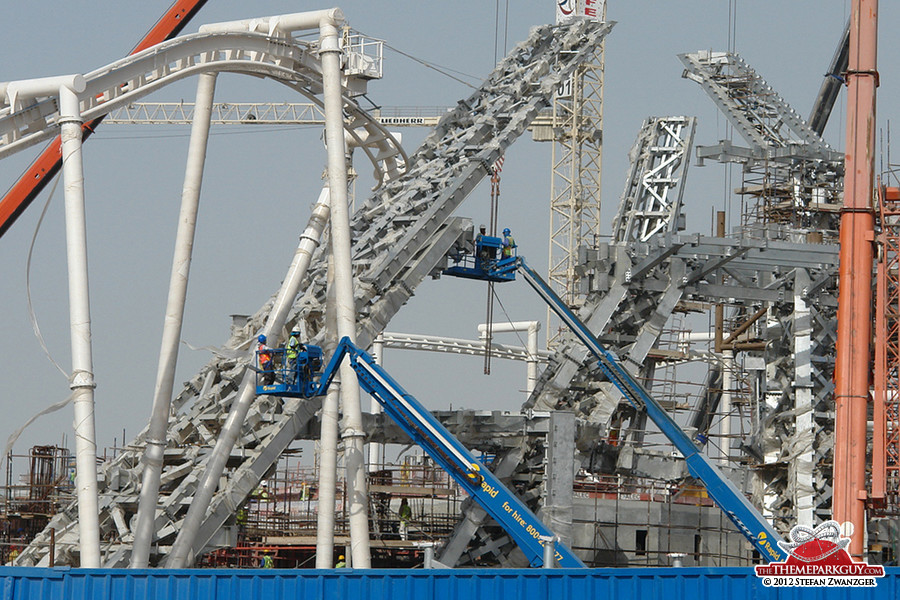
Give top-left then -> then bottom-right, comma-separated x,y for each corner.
0,0 -> 209,239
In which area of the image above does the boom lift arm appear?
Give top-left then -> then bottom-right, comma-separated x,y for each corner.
512,256 -> 785,562
444,241 -> 784,562
258,336 -> 586,568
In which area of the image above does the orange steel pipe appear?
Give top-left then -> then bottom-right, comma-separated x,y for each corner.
833,0 -> 878,559
0,0 -> 208,239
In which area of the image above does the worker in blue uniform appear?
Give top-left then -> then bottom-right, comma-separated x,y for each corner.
260,550 -> 274,568
502,227 -> 516,258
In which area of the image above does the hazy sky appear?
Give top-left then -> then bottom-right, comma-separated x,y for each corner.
0,2 -> 889,467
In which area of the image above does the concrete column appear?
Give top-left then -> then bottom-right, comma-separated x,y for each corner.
544,411 -> 575,549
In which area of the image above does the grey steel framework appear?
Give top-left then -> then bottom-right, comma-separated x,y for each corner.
437,51 -> 846,566
15,18 -> 612,567
679,51 -> 844,241
610,117 -> 695,245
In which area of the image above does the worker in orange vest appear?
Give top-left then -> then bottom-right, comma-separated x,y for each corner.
257,334 -> 275,384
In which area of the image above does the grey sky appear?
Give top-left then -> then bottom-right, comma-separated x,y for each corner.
0,2 -> 887,463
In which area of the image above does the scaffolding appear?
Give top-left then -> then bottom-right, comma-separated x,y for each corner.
201,455 -> 466,568
2,446 -> 75,563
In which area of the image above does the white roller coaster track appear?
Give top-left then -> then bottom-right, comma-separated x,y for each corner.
0,30 -> 406,187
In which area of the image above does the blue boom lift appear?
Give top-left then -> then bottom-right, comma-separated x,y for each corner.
442,237 -> 785,563
257,336 -> 585,568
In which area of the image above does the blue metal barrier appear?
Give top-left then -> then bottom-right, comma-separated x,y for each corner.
0,567 -> 895,600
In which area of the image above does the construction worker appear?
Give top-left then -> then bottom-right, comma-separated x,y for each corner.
475,224 -> 495,263
236,505 -> 248,537
261,550 -> 274,569
285,330 -> 303,386
398,497 -> 412,541
257,334 -> 275,384
335,554 -> 346,568
501,227 -> 516,258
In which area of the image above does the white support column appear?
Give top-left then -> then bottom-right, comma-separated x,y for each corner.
165,183 -> 331,569
164,11 -> 342,568
478,321 -> 541,396
320,15 -> 372,569
793,269 -> 814,526
316,253 -> 340,568
368,334 -> 385,471
131,71 -> 217,569
57,77 -> 102,568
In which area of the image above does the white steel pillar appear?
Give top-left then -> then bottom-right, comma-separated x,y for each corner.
478,321 -> 541,397
165,184 -> 331,569
320,16 -> 372,568
57,79 -> 102,569
131,71 -> 217,568
165,11 -> 343,567
6,74 -> 101,567
316,252 -> 340,568
368,334 -> 385,470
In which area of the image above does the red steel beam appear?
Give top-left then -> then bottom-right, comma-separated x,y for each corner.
0,0 -> 209,239
833,0 -> 878,559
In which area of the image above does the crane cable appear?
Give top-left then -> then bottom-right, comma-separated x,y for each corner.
4,173 -> 75,473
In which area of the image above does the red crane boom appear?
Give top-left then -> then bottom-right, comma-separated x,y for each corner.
0,0 -> 209,239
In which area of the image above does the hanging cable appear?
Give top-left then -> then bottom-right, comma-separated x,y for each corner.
26,173 -> 68,378
374,38 -> 480,89
483,155 -> 504,374
4,173 -> 76,476
494,0 -> 500,66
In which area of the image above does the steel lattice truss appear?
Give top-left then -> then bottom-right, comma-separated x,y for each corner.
876,188 -> 900,514
107,101 -> 327,125
546,36 -> 606,343
16,18 -> 613,567
678,51 -> 836,159
105,102 -> 446,127
610,117 -> 696,244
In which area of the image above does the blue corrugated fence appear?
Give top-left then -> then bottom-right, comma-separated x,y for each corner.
0,567 -> 896,600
